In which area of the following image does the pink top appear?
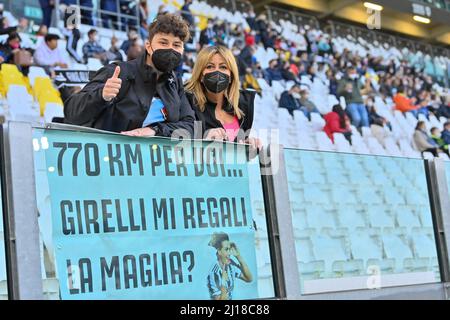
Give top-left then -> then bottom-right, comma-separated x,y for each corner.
222,116 -> 240,142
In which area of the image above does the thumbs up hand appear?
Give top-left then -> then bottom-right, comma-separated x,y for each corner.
102,66 -> 122,102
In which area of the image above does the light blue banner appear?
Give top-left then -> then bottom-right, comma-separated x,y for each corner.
35,129 -> 258,300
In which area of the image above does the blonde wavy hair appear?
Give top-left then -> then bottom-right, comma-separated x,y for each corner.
185,45 -> 243,119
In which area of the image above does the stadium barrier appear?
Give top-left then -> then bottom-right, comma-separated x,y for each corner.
0,121 -> 450,300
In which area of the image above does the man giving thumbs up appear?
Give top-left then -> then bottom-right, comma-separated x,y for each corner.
64,13 -> 194,138
102,65 -> 122,102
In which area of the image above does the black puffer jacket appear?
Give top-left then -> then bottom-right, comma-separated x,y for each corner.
186,89 -> 256,141
64,52 -> 195,137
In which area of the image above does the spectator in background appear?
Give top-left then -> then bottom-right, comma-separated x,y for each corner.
36,24 -> 48,37
414,89 -> 431,119
437,95 -> 450,119
245,31 -> 256,48
38,0 -> 54,28
232,46 -> 246,79
360,77 -> 374,96
299,88 -> 320,120
306,64 -> 317,82
394,86 -> 417,113
442,122 -> 450,146
120,0 -> 138,31
238,44 -> 255,70
255,13 -> 267,36
244,8 -> 256,30
0,32 -> 22,64
199,19 -> 216,48
430,127 -> 449,157
157,4 -> 169,17
82,29 -> 108,65
126,41 -> 143,61
317,34 -> 332,56
34,24 -> 48,48
80,0 -> 94,26
33,33 -> 68,75
264,59 -> 283,85
0,17 -> 17,37
278,84 -> 302,116
252,61 -> 264,80
139,0 -> 149,39
327,69 -> 338,97
101,0 -> 118,29
0,3 -> 19,30
120,27 -> 139,56
0,32 -> 33,75
16,18 -> 34,48
181,0 -> 194,27
281,60 -> 299,83
413,121 -> 440,157
324,104 -> 352,144
337,66 -> 369,130
108,35 -> 124,62
17,18 -> 30,33
367,96 -> 391,145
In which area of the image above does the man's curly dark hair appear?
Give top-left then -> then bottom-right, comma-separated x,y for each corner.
148,13 -> 191,43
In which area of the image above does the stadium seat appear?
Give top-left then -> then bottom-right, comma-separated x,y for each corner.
382,233 -> 415,272
310,234 -> 362,276
347,169 -> 373,185
349,229 -> 395,272
43,103 -> 64,123
0,63 -> 29,96
304,186 -> 329,204
415,206 -> 434,228
315,132 -> 335,151
336,206 -> 367,230
405,190 -> 429,207
367,206 -> 396,229
305,206 -> 337,230
395,207 -> 422,229
334,133 -> 352,152
331,187 -> 357,204
87,58 -> 103,71
359,187 -> 383,205
384,138 -> 403,156
303,169 -> 326,184
28,66 -> 49,87
383,186 -> 406,205
326,170 -> 348,185
7,85 -> 38,122
410,229 -> 438,260
310,113 -> 326,131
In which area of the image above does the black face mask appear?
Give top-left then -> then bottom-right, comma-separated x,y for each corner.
151,48 -> 182,73
202,71 -> 230,93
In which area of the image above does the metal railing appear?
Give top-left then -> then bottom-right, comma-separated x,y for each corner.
54,0 -> 140,32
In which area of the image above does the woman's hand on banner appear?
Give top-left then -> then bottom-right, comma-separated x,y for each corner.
121,127 -> 156,137
102,66 -> 122,102
239,137 -> 262,151
205,128 -> 227,141
239,137 -> 262,160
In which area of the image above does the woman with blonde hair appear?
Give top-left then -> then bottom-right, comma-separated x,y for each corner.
185,45 -> 261,150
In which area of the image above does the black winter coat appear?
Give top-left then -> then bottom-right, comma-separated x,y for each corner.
186,90 -> 256,141
64,52 -> 195,137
